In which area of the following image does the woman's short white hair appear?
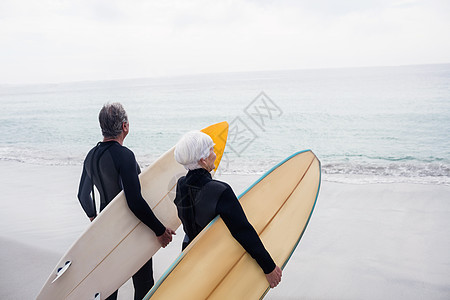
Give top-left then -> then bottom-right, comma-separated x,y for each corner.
174,131 -> 215,170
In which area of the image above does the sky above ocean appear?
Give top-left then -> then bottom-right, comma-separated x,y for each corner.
1,0 -> 449,84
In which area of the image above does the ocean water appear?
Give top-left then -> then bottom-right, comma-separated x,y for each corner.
1,64 -> 449,185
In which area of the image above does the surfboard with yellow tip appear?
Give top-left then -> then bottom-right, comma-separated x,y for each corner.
37,121 -> 229,300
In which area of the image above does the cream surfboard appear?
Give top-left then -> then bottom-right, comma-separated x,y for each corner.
37,122 -> 229,300
144,150 -> 321,300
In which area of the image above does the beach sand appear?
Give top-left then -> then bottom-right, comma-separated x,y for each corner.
0,161 -> 449,299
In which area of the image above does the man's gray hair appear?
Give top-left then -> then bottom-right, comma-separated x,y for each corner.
98,103 -> 128,138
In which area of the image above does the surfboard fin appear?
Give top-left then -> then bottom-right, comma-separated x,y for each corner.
51,260 -> 72,283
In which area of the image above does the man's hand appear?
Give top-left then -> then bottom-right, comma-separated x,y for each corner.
265,265 -> 282,288
157,228 -> 176,248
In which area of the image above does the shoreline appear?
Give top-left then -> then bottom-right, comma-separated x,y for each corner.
1,158 -> 448,186
1,161 -> 449,299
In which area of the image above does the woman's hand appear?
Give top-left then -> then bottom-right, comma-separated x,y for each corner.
265,266 -> 282,288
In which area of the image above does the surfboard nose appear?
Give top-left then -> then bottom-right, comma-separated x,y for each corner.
201,121 -> 229,172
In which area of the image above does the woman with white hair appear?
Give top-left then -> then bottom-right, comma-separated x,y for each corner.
174,131 -> 282,288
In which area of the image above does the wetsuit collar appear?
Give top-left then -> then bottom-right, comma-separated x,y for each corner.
100,140 -> 120,146
186,168 -> 212,179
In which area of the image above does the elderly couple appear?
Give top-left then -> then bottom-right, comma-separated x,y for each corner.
78,103 -> 282,300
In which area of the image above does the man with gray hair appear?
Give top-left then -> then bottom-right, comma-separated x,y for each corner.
78,103 -> 175,300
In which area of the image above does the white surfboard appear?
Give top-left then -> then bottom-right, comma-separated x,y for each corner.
144,149 -> 320,299
37,122 -> 229,300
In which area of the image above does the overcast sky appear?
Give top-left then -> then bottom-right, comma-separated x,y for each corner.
1,0 -> 449,84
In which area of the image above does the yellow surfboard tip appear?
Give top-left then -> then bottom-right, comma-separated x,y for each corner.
201,121 -> 229,171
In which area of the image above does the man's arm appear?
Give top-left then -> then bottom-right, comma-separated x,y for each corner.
77,165 -> 97,219
117,149 -> 174,246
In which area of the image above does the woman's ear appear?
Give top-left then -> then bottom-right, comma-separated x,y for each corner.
198,158 -> 206,168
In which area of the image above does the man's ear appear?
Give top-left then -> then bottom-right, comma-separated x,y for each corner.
122,122 -> 129,133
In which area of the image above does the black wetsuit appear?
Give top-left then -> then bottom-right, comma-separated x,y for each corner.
174,168 -> 276,274
78,141 -> 165,300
